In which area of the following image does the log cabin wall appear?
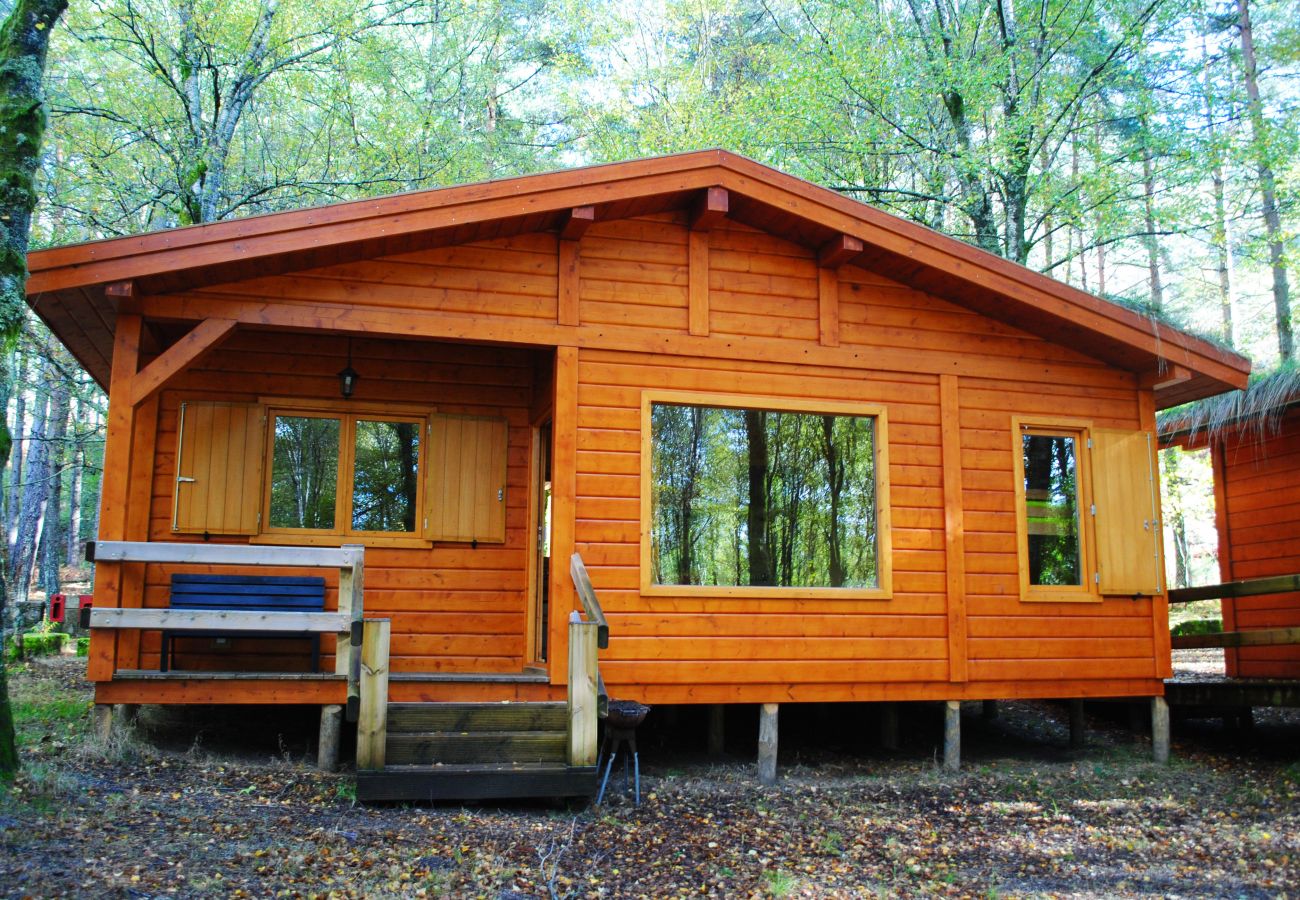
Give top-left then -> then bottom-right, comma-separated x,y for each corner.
1213,406 -> 1300,678
110,208 -> 1166,702
133,331 -> 541,675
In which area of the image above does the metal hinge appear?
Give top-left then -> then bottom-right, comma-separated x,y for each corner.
1094,572 -> 1101,584
1089,503 -> 1096,516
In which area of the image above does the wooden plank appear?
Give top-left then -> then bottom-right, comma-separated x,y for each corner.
818,267 -> 840,347
117,394 -> 159,672
95,678 -> 347,705
558,238 -> 580,326
550,347 -> 579,684
1168,574 -> 1300,604
90,540 -> 361,569
356,619 -> 391,770
91,608 -> 349,631
941,375 -> 967,682
688,229 -> 710,336
130,318 -> 237,406
567,614 -> 598,766
1170,627 -> 1300,650
1093,429 -> 1162,596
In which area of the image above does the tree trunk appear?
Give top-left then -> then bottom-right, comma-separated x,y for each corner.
821,416 -> 845,588
0,0 -> 71,779
1142,146 -> 1164,313
37,374 -> 68,596
66,397 -> 82,564
6,347 -> 25,554
1237,0 -> 1292,360
1201,28 -> 1235,345
11,363 -> 50,604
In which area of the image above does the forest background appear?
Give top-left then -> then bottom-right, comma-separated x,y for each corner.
2,0 -> 1298,622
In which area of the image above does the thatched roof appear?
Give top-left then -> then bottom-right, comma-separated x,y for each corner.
1158,364 -> 1300,446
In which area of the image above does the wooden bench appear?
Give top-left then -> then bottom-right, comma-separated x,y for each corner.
160,574 -> 328,672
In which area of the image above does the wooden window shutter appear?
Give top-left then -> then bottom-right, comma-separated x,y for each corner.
425,414 -> 508,543
172,401 -> 266,535
1091,429 -> 1162,596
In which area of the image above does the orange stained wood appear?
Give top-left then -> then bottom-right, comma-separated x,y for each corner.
48,178 -> 1208,704
1209,405 -> 1300,679
27,151 -> 1247,407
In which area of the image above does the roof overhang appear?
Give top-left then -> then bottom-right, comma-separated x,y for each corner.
26,149 -> 1250,406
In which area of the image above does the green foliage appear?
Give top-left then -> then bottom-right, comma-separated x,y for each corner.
1171,618 -> 1223,637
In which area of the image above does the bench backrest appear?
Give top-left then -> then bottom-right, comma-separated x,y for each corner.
170,574 -> 327,611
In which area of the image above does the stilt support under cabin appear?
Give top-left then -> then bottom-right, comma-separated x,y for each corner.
1152,697 -> 1170,764
943,701 -> 961,772
880,702 -> 899,751
1068,700 -> 1086,750
93,704 -> 113,743
318,704 -> 343,772
708,705 -> 725,756
758,703 -> 778,786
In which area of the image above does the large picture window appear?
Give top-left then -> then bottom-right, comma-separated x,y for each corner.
641,392 -> 891,598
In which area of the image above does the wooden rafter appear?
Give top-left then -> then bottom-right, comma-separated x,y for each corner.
818,234 -> 864,269
559,206 -> 596,241
689,187 -> 729,231
130,318 -> 237,407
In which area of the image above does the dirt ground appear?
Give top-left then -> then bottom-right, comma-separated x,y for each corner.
2,656 -> 1298,899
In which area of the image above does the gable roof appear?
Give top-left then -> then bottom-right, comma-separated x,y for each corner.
26,149 -> 1248,406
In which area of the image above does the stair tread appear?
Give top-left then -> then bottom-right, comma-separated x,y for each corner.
387,702 -> 564,710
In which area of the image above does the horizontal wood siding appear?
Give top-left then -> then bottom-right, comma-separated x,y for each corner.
1218,407 -> 1300,678
141,330 -> 537,674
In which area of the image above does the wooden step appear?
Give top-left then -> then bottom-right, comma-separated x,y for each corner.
387,701 -> 566,733
357,764 -> 597,802
386,730 -> 566,766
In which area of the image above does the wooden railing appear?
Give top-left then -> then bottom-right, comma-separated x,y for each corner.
86,540 -> 365,718
568,552 -> 610,767
1168,573 -> 1300,651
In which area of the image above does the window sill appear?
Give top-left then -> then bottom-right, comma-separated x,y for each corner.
1020,590 -> 1103,604
641,583 -> 893,601
250,533 -> 432,550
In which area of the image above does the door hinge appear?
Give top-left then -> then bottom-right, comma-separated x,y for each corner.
1089,503 -> 1096,516
1094,572 -> 1101,584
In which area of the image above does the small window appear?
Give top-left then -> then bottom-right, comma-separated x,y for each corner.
265,411 -> 422,538
642,392 -> 892,598
1014,421 -> 1096,601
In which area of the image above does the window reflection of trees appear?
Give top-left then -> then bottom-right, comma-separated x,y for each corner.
1022,433 -> 1081,586
352,421 -> 419,532
270,416 -> 339,529
652,404 -> 878,588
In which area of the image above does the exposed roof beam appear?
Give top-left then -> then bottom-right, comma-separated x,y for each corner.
690,187 -> 729,231
559,206 -> 596,241
1140,364 -> 1193,392
105,280 -> 136,299
818,234 -> 865,269
130,318 -> 237,407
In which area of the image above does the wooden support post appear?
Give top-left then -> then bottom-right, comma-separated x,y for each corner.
93,704 -> 113,743
114,704 -> 139,727
940,375 -> 968,683
758,703 -> 779,786
981,700 -> 998,721
1151,696 -> 1170,764
688,230 -> 710,337
708,704 -> 725,756
318,704 -> 343,772
1068,700 -> 1086,750
558,238 -> 581,326
356,620 -> 390,771
337,544 -> 364,721
943,701 -> 961,772
880,702 -> 899,751
567,614 -> 598,767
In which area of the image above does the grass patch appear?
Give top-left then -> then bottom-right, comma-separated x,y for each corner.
12,697 -> 90,728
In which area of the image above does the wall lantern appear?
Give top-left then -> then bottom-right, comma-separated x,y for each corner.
338,339 -> 359,399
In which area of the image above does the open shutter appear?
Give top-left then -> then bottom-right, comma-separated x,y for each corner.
172,401 -> 265,535
1091,429 -> 1162,596
425,414 -> 508,543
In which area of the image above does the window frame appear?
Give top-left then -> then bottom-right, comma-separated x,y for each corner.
259,404 -> 428,546
638,389 -> 893,600
1011,416 -> 1099,603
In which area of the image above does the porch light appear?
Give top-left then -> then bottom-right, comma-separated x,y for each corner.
338,339 -> 359,399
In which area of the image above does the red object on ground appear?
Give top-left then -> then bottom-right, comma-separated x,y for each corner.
49,593 -> 66,623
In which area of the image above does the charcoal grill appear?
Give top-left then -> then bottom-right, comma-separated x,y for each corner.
596,700 -> 650,805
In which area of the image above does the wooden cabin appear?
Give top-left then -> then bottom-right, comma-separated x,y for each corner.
1160,370 -> 1300,681
26,151 -> 1250,798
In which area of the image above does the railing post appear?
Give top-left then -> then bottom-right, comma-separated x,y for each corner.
567,612 -> 598,766
338,544 -> 365,721
356,618 -> 390,771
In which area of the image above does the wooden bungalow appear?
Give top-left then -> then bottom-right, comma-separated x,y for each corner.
25,150 -> 1250,799
1160,369 -> 1300,686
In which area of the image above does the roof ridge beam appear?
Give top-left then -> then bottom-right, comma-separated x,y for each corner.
559,206 -> 596,241
818,234 -> 864,269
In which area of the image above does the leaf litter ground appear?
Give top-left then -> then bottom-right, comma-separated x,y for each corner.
2,656 -> 1298,899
